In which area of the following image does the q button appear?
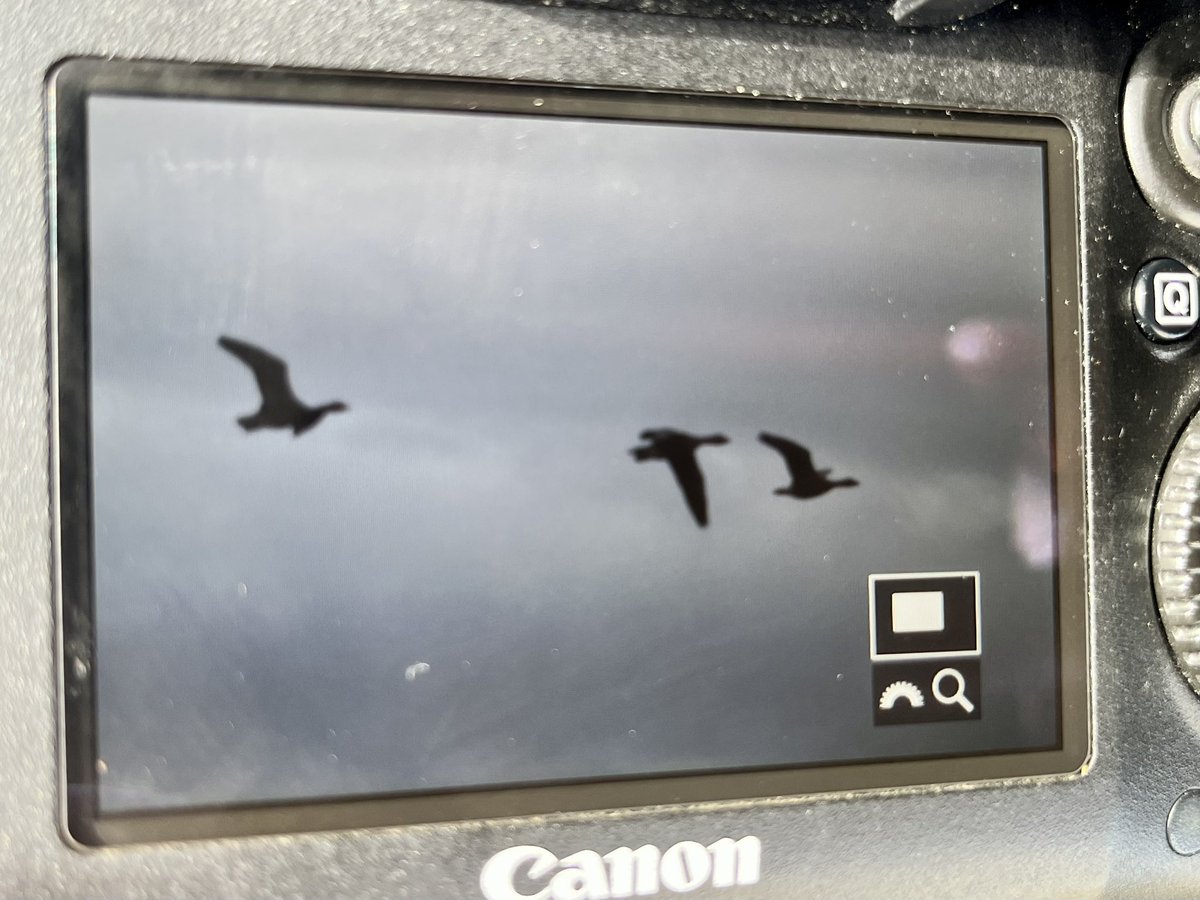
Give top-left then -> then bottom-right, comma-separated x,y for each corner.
1133,258 -> 1200,343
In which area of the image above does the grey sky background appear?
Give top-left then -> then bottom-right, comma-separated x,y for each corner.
86,95 -> 1058,812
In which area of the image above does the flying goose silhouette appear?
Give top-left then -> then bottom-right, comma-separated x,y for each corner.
758,432 -> 858,499
218,335 -> 348,436
630,428 -> 730,527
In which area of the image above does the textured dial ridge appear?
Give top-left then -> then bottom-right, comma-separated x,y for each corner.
1154,423 -> 1200,693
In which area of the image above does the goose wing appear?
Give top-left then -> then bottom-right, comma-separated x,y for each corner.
665,451 -> 709,527
758,431 -> 819,482
218,336 -> 299,411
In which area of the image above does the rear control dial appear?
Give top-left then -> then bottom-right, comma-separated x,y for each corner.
1153,417 -> 1200,694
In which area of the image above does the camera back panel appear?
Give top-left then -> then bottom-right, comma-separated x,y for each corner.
4,0 -> 1200,897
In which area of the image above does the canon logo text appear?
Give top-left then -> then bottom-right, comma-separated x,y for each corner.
479,836 -> 762,900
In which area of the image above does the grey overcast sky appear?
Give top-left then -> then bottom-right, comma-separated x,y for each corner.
86,94 -> 1058,812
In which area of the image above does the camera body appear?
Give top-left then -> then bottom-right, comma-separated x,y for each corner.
4,0 -> 1200,897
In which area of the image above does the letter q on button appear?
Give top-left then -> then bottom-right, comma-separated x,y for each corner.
1156,272 -> 1200,325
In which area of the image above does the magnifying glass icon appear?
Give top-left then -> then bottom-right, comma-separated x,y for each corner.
932,667 -> 975,713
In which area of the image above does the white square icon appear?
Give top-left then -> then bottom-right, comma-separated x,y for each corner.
868,571 -> 981,661
890,591 -> 945,633
1154,270 -> 1200,328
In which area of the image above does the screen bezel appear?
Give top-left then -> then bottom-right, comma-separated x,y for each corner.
49,57 -> 1089,847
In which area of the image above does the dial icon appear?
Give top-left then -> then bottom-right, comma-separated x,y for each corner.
878,681 -> 926,710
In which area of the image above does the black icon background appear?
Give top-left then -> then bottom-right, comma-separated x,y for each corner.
873,659 -> 982,725
873,574 -> 978,658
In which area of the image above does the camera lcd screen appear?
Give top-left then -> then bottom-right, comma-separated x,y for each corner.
53,62 -> 1087,843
